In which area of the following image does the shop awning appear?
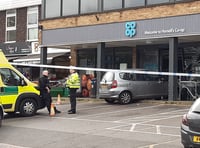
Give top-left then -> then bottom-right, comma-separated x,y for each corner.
13,53 -> 66,64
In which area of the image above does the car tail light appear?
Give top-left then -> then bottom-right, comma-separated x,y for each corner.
182,114 -> 189,126
111,80 -> 117,88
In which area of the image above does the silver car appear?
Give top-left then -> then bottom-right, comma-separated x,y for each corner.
181,98 -> 200,148
99,70 -> 168,104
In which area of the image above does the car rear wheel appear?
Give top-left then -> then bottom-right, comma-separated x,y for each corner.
19,98 -> 37,117
105,98 -> 115,104
119,91 -> 132,104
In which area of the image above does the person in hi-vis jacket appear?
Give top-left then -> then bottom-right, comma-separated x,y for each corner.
66,68 -> 80,114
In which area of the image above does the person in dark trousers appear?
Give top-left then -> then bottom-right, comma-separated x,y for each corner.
66,68 -> 80,114
39,70 -> 61,115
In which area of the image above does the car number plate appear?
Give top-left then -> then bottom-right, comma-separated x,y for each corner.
101,84 -> 108,89
193,136 -> 200,143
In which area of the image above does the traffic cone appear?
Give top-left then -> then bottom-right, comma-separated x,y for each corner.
56,94 -> 61,105
50,103 -> 55,117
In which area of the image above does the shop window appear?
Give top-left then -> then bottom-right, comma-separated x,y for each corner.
77,49 -> 96,68
103,0 -> 122,11
138,48 -> 159,71
102,48 -> 132,69
63,0 -> 79,16
45,0 -> 61,18
80,0 -> 98,14
27,7 -> 38,41
124,0 -> 145,8
6,9 -> 16,42
114,48 -> 132,69
147,0 -> 170,5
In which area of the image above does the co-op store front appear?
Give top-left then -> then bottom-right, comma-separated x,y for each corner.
40,13 -> 200,101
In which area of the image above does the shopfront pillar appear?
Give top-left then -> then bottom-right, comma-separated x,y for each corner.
96,42 -> 105,98
132,47 -> 137,68
70,47 -> 77,66
168,37 -> 178,101
40,46 -> 47,76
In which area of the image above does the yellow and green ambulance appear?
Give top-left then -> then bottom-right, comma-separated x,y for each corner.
0,49 -> 45,116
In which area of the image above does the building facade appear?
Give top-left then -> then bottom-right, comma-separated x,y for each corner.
0,0 -> 71,81
0,0 -> 41,58
39,0 -> 200,100
0,0 -> 41,80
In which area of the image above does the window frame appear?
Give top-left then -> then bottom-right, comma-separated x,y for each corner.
6,9 -> 16,43
27,6 -> 39,41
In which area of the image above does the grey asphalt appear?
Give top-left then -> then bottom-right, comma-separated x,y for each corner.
0,98 -> 191,148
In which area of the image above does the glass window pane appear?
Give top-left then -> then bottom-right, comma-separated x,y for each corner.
63,0 -> 79,16
103,0 -> 122,11
7,16 -> 15,27
28,13 -> 37,25
45,0 -> 61,18
81,0 -> 98,14
7,30 -> 16,42
147,0 -> 170,5
28,28 -> 38,40
125,0 -> 145,8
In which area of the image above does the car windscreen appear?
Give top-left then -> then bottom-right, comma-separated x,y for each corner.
101,72 -> 114,82
190,98 -> 200,113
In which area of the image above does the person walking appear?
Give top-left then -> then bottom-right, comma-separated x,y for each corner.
66,68 -> 80,114
39,70 -> 61,115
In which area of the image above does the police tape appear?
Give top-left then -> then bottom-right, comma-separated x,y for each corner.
10,62 -> 200,77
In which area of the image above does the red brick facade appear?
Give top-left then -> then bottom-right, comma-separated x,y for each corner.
0,11 -> 6,42
16,7 -> 27,42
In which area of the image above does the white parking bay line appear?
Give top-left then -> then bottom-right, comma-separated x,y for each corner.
156,125 -> 161,134
0,143 -> 30,148
73,104 -> 163,119
130,123 -> 136,131
138,139 -> 180,148
115,108 -> 188,123
78,104 -> 113,111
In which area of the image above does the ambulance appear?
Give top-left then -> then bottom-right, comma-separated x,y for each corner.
0,49 -> 45,116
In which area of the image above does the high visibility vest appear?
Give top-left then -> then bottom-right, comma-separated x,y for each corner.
66,72 -> 80,89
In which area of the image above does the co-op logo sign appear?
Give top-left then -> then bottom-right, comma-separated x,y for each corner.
125,21 -> 136,38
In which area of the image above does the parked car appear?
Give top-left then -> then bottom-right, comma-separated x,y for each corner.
181,98 -> 200,148
0,103 -> 4,127
99,70 -> 168,104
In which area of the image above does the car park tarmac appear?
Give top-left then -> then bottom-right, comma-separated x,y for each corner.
0,98 -> 192,148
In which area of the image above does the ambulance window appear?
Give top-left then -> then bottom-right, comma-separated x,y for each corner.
0,68 -> 21,86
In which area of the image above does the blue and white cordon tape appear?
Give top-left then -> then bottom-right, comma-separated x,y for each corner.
10,62 -> 200,78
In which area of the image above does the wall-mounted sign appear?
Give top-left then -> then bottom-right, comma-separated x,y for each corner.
125,21 -> 136,37
0,42 -> 31,55
31,42 -> 40,54
144,28 -> 185,35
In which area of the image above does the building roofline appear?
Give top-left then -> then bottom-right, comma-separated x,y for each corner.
0,0 -> 41,11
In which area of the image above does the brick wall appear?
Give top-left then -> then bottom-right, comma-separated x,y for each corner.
0,11 -> 6,42
16,7 -> 27,42
40,1 -> 200,30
